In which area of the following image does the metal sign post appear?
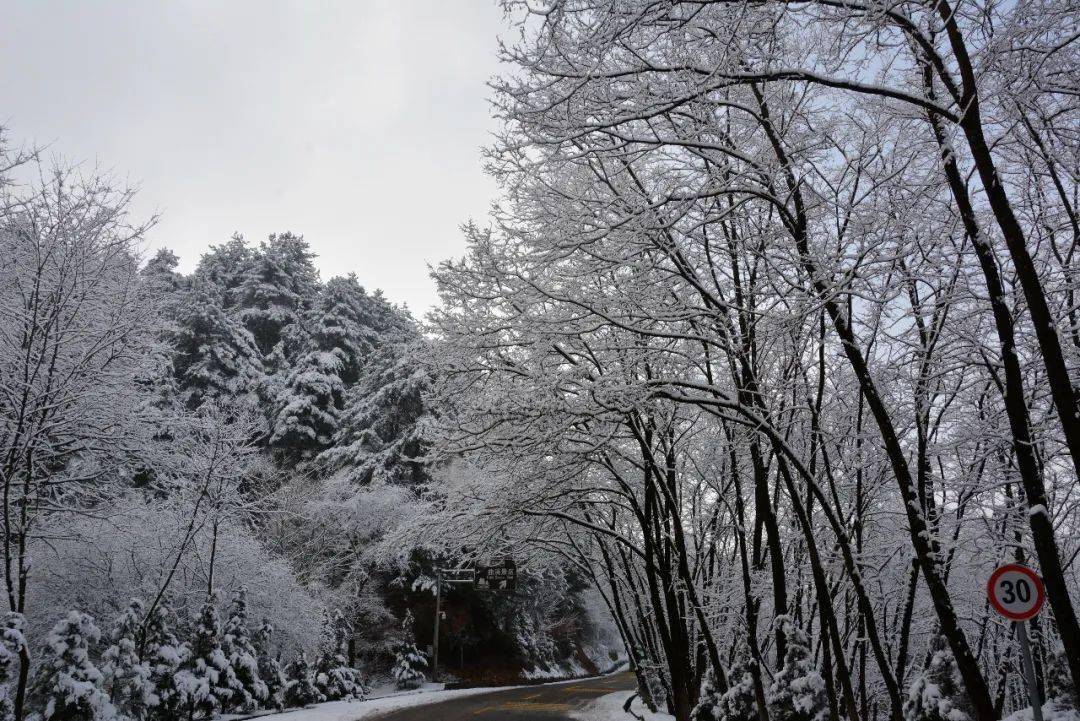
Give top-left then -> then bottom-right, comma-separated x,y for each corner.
430,567 -> 475,683
987,563 -> 1046,721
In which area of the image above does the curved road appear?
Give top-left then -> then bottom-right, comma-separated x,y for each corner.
372,672 -> 636,721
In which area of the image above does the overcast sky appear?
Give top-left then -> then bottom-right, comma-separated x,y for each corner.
0,1 -> 510,314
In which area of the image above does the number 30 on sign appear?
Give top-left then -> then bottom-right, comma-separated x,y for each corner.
987,563 -> 1045,622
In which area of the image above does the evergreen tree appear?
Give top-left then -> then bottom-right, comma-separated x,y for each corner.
193,233 -> 255,310
37,611 -> 115,721
101,599 -> 157,721
141,248 -> 186,296
237,232 -> 319,357
170,282 -> 264,411
179,591 -> 241,718
710,643 -> 759,721
139,601 -> 187,721
268,275 -> 390,457
1045,643 -> 1077,711
253,620 -> 285,710
221,588 -> 268,710
766,616 -> 827,721
0,614 -> 26,721
390,642 -> 428,690
317,334 -> 430,485
903,634 -> 972,721
282,652 -> 322,708
316,610 -> 365,702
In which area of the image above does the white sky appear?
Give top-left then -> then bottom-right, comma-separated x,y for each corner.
0,1 -> 510,314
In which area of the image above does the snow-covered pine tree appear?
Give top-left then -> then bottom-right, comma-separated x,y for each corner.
317,334 -> 430,486
222,588 -> 268,711
1045,644 -> 1077,711
391,641 -> 428,690
139,601 -> 187,721
254,620 -> 285,710
766,616 -> 827,721
0,614 -> 26,721
282,652 -> 322,708
178,591 -> 242,718
903,634 -> 973,721
710,643 -> 759,721
237,232 -> 319,358
101,599 -> 157,720
316,610 -> 365,702
193,233 -> 255,310
37,611 -> 115,721
169,282 -> 264,411
269,275 -> 392,458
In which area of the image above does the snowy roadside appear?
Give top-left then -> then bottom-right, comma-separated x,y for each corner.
225,683 -> 524,721
570,690 -> 675,721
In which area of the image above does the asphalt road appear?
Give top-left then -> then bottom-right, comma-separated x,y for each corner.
371,672 -> 636,721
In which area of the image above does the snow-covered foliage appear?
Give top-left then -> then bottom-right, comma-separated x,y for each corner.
101,599 -> 157,720
390,643 -> 428,690
222,588 -> 268,711
282,652 -> 323,708
178,592 -> 241,718
254,620 -> 286,710
315,610 -> 365,702
766,617 -> 826,721
903,635 -> 972,721
37,611 -> 115,721
0,615 -> 26,721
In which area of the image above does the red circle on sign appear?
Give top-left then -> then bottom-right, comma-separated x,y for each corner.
987,564 -> 1045,621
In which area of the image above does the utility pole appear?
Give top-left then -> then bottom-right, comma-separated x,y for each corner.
432,570 -> 442,683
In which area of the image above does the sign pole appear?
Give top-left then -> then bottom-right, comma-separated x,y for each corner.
1015,620 -> 1043,721
432,570 -> 442,683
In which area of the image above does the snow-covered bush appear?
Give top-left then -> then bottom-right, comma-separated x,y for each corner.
904,634 -> 973,721
254,620 -> 286,709
0,614 -> 27,721
37,611 -> 115,721
767,616 -> 827,721
391,642 -> 428,690
316,610 -> 365,701
139,600 -> 187,721
282,652 -> 322,708
101,599 -> 157,720
222,588 -> 268,710
711,648 -> 759,721
177,592 -> 241,718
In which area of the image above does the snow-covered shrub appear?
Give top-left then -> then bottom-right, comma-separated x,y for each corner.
391,642 -> 428,690
222,588 -> 268,710
712,647 -> 759,721
37,611 -> 115,721
177,591 -> 241,717
101,599 -> 157,720
904,634 -> 972,721
316,610 -> 366,701
0,614 -> 27,721
1045,644 -> 1078,711
254,620 -> 286,709
282,652 -> 322,708
139,601 -> 187,721
767,616 -> 827,721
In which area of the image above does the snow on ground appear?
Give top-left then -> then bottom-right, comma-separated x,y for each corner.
570,690 -> 675,721
232,684 -> 523,721
1002,701 -> 1080,721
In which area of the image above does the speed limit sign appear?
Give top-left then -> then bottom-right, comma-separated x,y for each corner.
987,563 -> 1045,621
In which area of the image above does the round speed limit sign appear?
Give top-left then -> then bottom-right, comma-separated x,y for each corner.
987,564 -> 1045,621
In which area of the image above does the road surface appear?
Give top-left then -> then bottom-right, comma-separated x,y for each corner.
371,672 -> 636,720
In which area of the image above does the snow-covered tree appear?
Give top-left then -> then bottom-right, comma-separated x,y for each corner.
254,620 -> 285,710
391,642 -> 427,690
138,601 -> 186,721
169,282 -> 265,411
903,635 -> 972,721
37,611 -> 115,721
193,233 -> 255,310
221,588 -> 268,711
282,652 -> 322,708
767,617 -> 827,721
711,653 -> 759,721
317,335 -> 430,486
237,232 -> 319,357
178,592 -> 241,717
101,599 -> 157,720
316,610 -> 365,702
0,614 -> 26,721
